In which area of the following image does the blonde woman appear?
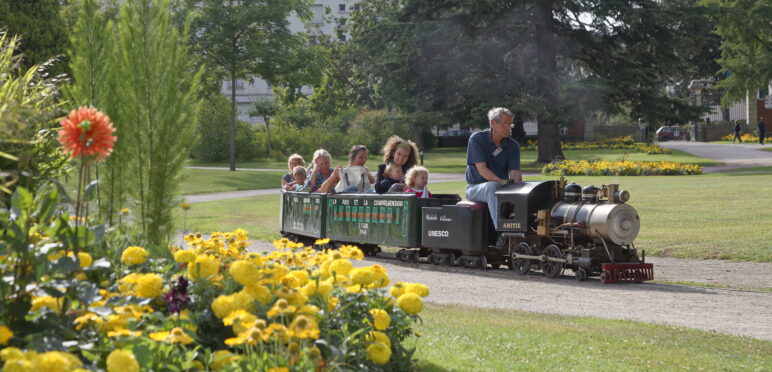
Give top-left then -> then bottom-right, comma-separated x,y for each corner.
303,149 -> 334,192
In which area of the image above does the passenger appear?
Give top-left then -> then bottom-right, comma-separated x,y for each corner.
283,166 -> 307,191
465,107 -> 522,228
377,163 -> 404,193
282,154 -> 305,188
404,166 -> 432,198
375,136 -> 420,193
304,149 -> 334,192
325,145 -> 375,193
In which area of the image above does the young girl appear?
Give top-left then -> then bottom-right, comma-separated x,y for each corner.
377,163 -> 405,193
283,166 -> 307,191
282,154 -> 305,188
404,166 -> 431,198
332,145 -> 375,193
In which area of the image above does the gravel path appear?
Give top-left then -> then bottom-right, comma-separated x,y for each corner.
659,141 -> 772,172
246,240 -> 772,341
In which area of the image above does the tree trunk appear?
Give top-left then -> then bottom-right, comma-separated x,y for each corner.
265,116 -> 272,156
229,73 -> 237,171
534,0 -> 564,163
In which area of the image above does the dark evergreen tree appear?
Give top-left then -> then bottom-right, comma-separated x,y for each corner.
0,0 -> 68,76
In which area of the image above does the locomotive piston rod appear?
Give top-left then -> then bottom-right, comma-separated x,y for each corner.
511,252 -> 574,265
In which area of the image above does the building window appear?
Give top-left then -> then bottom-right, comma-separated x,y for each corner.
311,4 -> 323,24
339,4 -> 345,11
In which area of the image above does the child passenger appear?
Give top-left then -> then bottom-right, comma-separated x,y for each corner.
282,154 -> 305,188
404,166 -> 432,198
377,163 -> 404,193
283,166 -> 307,191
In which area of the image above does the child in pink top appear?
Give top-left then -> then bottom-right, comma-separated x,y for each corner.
404,166 -> 432,198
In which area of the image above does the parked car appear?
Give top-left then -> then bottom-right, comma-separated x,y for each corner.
656,126 -> 690,141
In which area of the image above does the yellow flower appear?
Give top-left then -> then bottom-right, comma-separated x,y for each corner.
389,282 -> 405,298
74,312 -> 103,330
229,260 -> 260,285
0,347 -> 24,361
211,295 -> 238,319
397,293 -> 423,314
0,325 -> 13,345
266,298 -> 295,317
121,246 -> 148,265
135,273 -> 163,298
31,351 -> 82,372
267,368 -> 289,372
349,267 -> 375,286
369,309 -> 391,330
366,342 -> 392,365
182,203 -> 192,210
107,328 -> 142,338
77,252 -> 93,268
288,315 -> 320,339
405,283 -> 430,297
106,349 -> 139,372
328,259 -> 353,276
225,326 -> 264,346
31,296 -> 61,313
210,350 -> 239,370
174,249 -> 196,263
284,270 -> 308,287
327,297 -> 339,311
242,284 -> 272,304
2,359 -> 33,372
149,327 -> 194,345
120,208 -> 130,214
223,310 -> 258,334
188,255 -> 220,280
366,330 -> 392,348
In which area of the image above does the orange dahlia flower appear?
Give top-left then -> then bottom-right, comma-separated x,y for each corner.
58,107 -> 117,161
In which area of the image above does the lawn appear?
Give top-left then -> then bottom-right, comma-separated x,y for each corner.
182,168 -> 284,194
179,170 -> 772,262
411,304 -> 772,371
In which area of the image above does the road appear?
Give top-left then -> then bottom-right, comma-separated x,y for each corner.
659,141 -> 772,172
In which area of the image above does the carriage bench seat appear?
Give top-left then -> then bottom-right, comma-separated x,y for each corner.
456,201 -> 488,210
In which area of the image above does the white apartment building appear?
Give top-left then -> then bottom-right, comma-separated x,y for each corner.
221,0 -> 357,124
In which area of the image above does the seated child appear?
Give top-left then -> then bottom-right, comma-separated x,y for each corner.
404,166 -> 432,198
283,166 -> 308,191
377,163 -> 405,193
282,154 -> 305,188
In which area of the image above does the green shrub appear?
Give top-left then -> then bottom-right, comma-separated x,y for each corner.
194,94 -> 261,162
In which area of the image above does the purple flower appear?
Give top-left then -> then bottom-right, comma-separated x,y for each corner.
164,276 -> 190,314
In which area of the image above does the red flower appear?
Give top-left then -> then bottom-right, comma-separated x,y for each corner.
58,107 -> 117,161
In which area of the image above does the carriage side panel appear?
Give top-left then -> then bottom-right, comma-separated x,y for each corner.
280,192 -> 327,238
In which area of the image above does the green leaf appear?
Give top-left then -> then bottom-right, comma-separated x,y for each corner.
76,282 -> 100,305
35,188 -> 60,223
10,187 -> 33,222
88,258 -> 111,270
51,256 -> 80,275
88,306 -> 113,317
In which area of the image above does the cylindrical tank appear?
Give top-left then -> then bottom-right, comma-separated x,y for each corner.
582,185 -> 599,202
551,202 -> 640,245
563,183 -> 581,203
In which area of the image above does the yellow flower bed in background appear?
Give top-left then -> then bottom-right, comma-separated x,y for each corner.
523,136 -> 671,154
721,133 -> 760,142
542,160 -> 702,176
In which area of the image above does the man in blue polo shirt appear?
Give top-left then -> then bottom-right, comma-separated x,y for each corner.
466,107 -> 522,228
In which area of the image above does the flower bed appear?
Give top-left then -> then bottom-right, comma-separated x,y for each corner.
542,160 -> 702,176
523,136 -> 671,154
721,133 -> 760,142
0,189 -> 427,371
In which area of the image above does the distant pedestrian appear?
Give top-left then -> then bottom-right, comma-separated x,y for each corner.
758,118 -> 766,145
732,120 -> 743,144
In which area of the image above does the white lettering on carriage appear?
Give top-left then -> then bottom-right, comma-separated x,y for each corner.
427,230 -> 449,237
425,214 -> 438,221
373,200 -> 404,207
440,215 -> 452,222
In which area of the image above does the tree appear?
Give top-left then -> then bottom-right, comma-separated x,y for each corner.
703,0 -> 772,104
0,0 -> 68,76
189,0 -> 312,171
250,98 -> 277,156
348,0 -> 716,162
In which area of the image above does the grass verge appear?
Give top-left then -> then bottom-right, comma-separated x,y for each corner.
411,304 -> 772,371
182,168 -> 284,194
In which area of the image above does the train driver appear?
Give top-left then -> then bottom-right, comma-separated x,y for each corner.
465,107 -> 522,228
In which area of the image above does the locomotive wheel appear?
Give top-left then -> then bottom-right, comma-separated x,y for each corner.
510,242 -> 532,275
479,255 -> 488,270
542,244 -> 564,278
574,268 -> 587,282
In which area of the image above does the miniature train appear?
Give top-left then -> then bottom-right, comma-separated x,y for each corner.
280,177 -> 653,283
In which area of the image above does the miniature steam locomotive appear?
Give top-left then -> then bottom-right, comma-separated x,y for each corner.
280,177 -> 653,283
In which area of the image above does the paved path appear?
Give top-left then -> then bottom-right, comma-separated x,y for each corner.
660,141 -> 772,172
